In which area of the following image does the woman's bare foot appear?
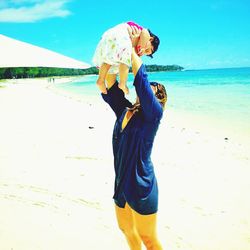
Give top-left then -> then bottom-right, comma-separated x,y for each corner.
96,78 -> 107,94
118,83 -> 129,95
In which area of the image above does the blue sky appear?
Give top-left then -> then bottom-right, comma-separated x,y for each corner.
0,0 -> 250,69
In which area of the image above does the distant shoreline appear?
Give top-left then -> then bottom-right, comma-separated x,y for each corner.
0,64 -> 184,80
185,66 -> 250,71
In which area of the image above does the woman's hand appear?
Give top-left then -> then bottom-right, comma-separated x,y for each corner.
137,41 -> 153,57
136,46 -> 144,57
127,25 -> 141,47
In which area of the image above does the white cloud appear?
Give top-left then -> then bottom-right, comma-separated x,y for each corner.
0,0 -> 71,22
9,0 -> 43,4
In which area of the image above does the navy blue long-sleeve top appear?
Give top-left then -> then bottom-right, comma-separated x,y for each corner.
102,64 -> 163,214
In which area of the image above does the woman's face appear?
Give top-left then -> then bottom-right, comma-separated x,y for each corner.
151,84 -> 158,95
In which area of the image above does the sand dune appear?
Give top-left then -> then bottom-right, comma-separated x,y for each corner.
0,34 -> 90,69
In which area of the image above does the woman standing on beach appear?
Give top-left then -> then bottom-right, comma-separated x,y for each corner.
101,45 -> 167,249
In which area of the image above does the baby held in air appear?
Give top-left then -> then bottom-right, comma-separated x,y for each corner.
92,21 -> 160,94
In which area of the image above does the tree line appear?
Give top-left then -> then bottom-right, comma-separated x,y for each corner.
145,64 -> 184,72
0,64 -> 184,79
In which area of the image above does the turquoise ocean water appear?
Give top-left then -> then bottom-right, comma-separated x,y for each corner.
55,67 -> 250,140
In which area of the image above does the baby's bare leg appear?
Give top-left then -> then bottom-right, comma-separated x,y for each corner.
118,63 -> 129,95
96,63 -> 111,94
106,74 -> 117,89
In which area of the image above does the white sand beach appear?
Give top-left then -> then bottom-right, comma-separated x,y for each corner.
0,78 -> 250,250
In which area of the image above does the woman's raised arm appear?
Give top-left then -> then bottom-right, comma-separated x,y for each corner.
131,48 -> 163,121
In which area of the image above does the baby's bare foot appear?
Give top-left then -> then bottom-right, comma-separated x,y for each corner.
118,84 -> 129,95
96,78 -> 107,94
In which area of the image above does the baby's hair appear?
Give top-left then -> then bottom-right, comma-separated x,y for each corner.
148,29 -> 160,58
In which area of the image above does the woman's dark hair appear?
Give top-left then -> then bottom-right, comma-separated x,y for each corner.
150,82 -> 167,109
155,83 -> 167,109
129,82 -> 167,113
148,29 -> 160,58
